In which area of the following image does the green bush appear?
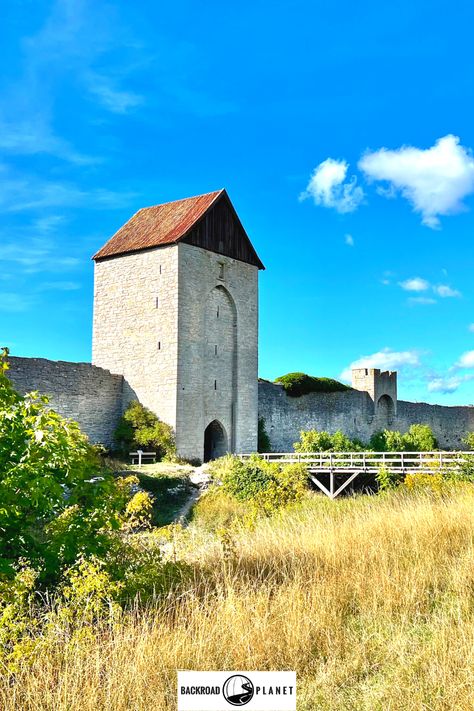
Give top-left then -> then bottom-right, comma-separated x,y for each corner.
463,432 -> 474,450
275,372 -> 350,397
376,465 -> 403,491
214,454 -> 308,516
370,424 -> 437,452
294,429 -> 364,452
258,416 -> 271,452
0,348 -> 133,585
113,400 -> 176,460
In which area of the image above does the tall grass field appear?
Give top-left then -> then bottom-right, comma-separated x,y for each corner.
2,488 -> 474,710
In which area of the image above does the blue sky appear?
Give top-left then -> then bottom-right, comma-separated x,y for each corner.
1,0 -> 474,404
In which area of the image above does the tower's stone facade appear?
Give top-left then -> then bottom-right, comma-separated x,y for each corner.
92,189 -> 263,461
352,368 -> 397,426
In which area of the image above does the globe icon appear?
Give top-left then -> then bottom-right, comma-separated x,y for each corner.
223,674 -> 255,706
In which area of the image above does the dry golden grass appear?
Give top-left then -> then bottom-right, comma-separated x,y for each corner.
3,489 -> 474,710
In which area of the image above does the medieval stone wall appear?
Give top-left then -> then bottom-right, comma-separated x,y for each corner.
258,381 -> 474,451
7,356 -> 123,447
92,244 -> 179,430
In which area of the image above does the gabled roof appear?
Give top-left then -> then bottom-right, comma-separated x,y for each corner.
92,189 -> 264,268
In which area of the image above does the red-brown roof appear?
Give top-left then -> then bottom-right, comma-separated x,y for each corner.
92,189 -> 225,261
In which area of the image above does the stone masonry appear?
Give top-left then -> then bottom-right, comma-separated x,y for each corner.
7,357 -> 123,446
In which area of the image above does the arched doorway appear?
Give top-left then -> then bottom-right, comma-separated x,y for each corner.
203,285 -> 237,452
377,394 -> 395,425
204,420 -> 228,462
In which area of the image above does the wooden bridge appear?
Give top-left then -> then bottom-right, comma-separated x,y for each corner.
239,451 -> 474,499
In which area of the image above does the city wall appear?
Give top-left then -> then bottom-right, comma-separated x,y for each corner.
5,359 -> 474,453
7,356 -> 124,447
258,381 -> 474,451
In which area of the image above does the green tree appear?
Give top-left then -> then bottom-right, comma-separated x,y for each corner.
114,400 -> 176,460
0,348 -> 130,584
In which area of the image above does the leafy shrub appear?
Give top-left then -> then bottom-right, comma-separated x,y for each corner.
294,429 -> 363,452
122,490 -> 154,531
113,400 -> 176,460
463,432 -> 474,450
258,416 -> 271,452
214,454 -> 308,516
370,424 -> 437,452
0,348 -> 131,585
403,472 -> 445,493
376,465 -> 403,491
275,372 -> 350,397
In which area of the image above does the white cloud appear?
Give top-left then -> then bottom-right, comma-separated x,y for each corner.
345,233 -> 354,246
397,276 -> 461,300
399,277 -> 430,292
428,374 -> 474,394
469,324 -> 474,333
340,348 -> 421,381
434,284 -> 461,298
359,135 -> 474,228
408,296 -> 437,305
457,351 -> 474,369
300,158 -> 364,213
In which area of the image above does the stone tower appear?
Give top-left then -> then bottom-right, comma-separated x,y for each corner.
91,189 -> 264,462
351,368 -> 397,426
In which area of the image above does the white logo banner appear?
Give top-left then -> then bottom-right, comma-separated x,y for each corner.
177,671 -> 296,711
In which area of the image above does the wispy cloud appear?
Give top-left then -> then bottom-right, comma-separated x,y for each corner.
397,275 -> 461,302
38,281 -> 81,291
344,233 -> 354,246
359,135 -> 474,228
434,284 -> 461,298
0,292 -> 34,312
0,0 -> 145,163
0,163 -> 135,213
300,158 -> 364,213
408,296 -> 437,305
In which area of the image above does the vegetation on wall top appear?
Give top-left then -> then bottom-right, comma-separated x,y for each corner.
275,372 -> 351,397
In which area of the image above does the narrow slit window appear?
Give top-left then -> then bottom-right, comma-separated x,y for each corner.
214,380 -> 217,390
217,306 -> 219,318
215,345 -> 218,355
218,262 -> 225,279
159,265 -> 162,274
158,341 -> 161,350
155,297 -> 159,308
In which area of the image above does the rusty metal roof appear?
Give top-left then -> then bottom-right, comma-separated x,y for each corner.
92,189 -> 225,261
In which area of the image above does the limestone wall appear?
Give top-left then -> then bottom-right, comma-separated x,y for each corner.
92,245 -> 179,429
7,356 -> 123,446
258,381 -> 474,451
176,243 -> 259,460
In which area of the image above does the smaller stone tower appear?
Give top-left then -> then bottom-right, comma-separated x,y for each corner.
352,368 -> 397,426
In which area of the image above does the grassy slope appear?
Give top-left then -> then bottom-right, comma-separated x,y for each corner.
4,489 -> 474,710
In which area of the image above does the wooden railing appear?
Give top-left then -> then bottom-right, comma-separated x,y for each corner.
238,451 -> 474,499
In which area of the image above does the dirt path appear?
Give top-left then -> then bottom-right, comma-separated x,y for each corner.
175,465 -> 211,524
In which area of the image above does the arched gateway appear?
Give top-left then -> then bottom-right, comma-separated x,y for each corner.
204,420 -> 228,462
